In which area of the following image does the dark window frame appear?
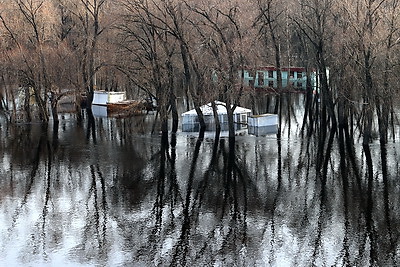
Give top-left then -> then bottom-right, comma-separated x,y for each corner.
268,70 -> 274,78
258,71 -> 264,86
297,72 -> 303,79
268,80 -> 274,87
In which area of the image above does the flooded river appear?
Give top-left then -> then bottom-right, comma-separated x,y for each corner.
0,98 -> 400,266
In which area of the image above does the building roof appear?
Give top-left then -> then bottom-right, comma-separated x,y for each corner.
94,90 -> 126,95
182,101 -> 251,116
243,66 -> 315,72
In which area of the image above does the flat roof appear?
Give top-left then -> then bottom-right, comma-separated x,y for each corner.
94,90 -> 126,95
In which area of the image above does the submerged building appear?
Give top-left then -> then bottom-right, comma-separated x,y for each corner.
248,114 -> 278,136
241,67 -> 317,90
181,101 -> 251,132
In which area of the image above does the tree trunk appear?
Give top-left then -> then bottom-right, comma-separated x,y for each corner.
195,106 -> 206,138
50,96 -> 59,126
170,93 -> 179,134
226,101 -> 236,139
362,50 -> 374,146
211,101 -> 221,135
24,87 -> 32,122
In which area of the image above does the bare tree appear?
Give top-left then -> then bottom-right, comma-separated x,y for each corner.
2,0 -> 51,122
255,0 -> 288,136
163,0 -> 208,135
0,1 -> 84,123
58,0 -> 108,106
376,0 -> 400,143
292,0 -> 337,174
339,0 -> 396,145
188,1 -> 249,138
118,0 -> 179,135
255,0 -> 286,92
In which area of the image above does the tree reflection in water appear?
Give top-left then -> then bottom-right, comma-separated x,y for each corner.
0,109 -> 399,266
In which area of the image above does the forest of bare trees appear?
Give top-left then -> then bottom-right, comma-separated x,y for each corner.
0,0 -> 399,143
1,2 -> 400,265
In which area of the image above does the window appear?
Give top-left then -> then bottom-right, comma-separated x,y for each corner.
297,82 -> 303,88
268,80 -> 274,87
289,70 -> 294,78
297,72 -> 302,79
258,72 -> 264,86
241,114 -> 247,129
268,70 -> 274,78
249,79 -> 254,87
236,114 -> 241,127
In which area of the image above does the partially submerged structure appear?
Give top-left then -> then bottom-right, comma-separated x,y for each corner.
92,91 -> 127,106
248,114 -> 278,136
181,101 -> 251,132
92,91 -> 145,117
241,67 -> 317,90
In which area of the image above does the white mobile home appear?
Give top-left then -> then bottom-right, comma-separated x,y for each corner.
181,101 -> 251,132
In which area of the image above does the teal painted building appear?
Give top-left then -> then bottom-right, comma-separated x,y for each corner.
241,67 -> 317,90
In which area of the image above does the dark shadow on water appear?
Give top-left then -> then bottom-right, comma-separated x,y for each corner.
338,123 -> 351,266
171,133 -> 204,266
1,97 -> 400,266
86,108 -> 96,143
362,144 -> 377,266
380,142 -> 397,266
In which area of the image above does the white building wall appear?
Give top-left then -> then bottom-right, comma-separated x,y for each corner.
93,91 -> 126,105
108,93 -> 126,103
93,92 -> 109,105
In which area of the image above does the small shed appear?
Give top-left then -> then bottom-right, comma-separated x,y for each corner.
248,114 -> 278,136
93,91 -> 126,106
181,101 -> 251,132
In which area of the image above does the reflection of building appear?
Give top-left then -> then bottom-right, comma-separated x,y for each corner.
241,67 -> 317,90
181,101 -> 251,132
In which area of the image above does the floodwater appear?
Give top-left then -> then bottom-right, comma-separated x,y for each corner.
0,98 -> 400,266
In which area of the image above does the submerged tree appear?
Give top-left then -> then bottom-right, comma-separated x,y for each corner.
291,0 -> 337,176
334,0 -> 400,145
0,0 -> 51,122
255,0 -> 287,126
118,0 -> 180,135
159,0 -> 210,136
189,0 -> 252,138
58,0 -> 109,107
0,0 -> 398,144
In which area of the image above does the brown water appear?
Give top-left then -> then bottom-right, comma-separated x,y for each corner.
0,103 -> 399,266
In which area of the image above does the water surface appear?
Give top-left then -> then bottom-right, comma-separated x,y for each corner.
0,108 -> 399,266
